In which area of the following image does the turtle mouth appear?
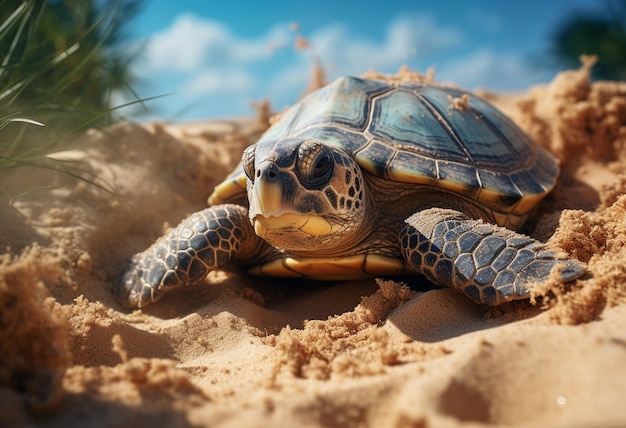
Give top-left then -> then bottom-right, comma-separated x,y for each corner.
253,213 -> 341,237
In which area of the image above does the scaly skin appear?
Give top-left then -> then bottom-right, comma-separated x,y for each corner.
113,204 -> 269,308
400,208 -> 586,305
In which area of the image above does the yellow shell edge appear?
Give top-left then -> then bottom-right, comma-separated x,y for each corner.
208,174 -> 247,205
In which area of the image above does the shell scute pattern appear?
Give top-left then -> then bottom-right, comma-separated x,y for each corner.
297,126 -> 369,154
385,150 -> 437,185
294,77 -> 389,132
261,76 -> 558,223
368,88 -> 469,161
216,76 -> 559,223
427,88 -> 535,167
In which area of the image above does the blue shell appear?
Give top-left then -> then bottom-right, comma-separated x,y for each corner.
214,76 -> 559,227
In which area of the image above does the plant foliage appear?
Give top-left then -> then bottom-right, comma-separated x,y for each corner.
0,0 -> 143,201
551,0 -> 626,81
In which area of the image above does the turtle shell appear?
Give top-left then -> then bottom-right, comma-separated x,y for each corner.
210,76 -> 558,228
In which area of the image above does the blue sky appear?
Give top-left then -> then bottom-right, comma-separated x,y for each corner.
124,0 -> 605,121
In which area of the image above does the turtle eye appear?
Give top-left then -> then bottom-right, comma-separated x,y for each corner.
298,141 -> 334,188
312,151 -> 332,178
242,145 -> 256,181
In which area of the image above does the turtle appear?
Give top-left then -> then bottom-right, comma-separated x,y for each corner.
113,76 -> 585,309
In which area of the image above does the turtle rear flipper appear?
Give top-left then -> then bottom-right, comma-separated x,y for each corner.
113,204 -> 267,308
400,208 -> 586,305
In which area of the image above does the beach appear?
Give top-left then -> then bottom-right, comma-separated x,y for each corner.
1,62 -> 626,427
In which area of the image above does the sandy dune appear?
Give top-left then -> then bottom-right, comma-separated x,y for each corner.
1,64 -> 626,427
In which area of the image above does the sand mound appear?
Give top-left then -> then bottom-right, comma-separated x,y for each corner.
1,64 -> 626,427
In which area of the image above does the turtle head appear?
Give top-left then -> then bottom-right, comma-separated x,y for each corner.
244,138 -> 371,254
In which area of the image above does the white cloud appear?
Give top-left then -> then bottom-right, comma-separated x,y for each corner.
311,15 -> 462,75
268,15 -> 464,101
388,15 -> 464,57
141,13 -> 291,73
182,69 -> 254,94
142,14 -> 223,72
437,48 -> 548,90
132,12 -> 546,120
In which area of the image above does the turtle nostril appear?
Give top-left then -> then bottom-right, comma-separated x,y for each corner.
259,163 -> 279,181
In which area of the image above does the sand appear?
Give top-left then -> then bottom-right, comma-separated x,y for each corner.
1,62 -> 626,427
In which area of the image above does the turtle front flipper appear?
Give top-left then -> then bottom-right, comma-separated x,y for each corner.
113,204 -> 268,308
399,208 -> 585,305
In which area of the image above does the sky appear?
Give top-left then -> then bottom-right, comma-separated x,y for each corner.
123,0 -> 606,121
